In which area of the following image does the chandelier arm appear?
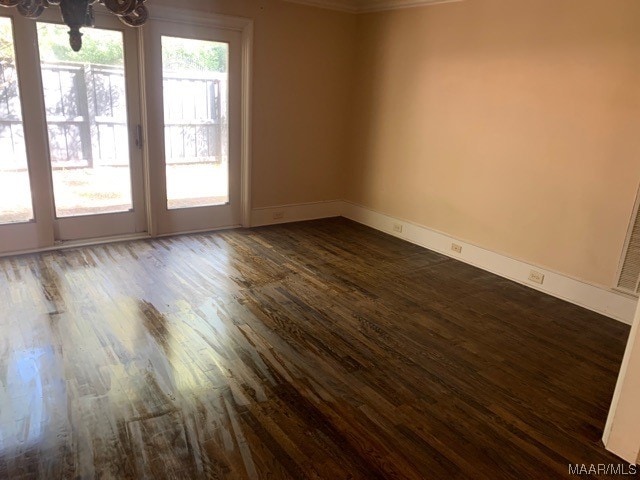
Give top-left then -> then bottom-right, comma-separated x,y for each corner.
117,2 -> 146,27
0,0 -> 149,50
99,0 -> 137,16
16,0 -> 46,18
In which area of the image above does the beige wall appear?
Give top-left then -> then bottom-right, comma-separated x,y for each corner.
153,0 -> 640,287
347,0 -> 640,287
156,0 -> 356,208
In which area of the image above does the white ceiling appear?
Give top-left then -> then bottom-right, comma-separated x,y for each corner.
283,0 -> 463,14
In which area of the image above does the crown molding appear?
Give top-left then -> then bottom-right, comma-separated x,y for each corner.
282,0 -> 463,14
282,0 -> 357,13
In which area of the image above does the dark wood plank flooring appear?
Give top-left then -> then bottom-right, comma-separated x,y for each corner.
0,218 -> 634,479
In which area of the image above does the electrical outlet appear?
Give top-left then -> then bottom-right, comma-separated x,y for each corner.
393,223 -> 403,233
451,243 -> 462,254
273,211 -> 284,220
528,270 -> 545,284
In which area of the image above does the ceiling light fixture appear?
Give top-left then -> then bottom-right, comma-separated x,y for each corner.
0,0 -> 149,51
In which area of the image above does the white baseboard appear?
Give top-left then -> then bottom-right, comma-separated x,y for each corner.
341,201 -> 638,325
250,199 -> 637,324
251,200 -> 342,227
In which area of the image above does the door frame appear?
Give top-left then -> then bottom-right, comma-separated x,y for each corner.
142,7 -> 253,235
0,12 -> 55,253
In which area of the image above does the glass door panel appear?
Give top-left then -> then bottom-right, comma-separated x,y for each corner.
37,23 -> 133,219
161,36 -> 230,210
143,20 -> 242,235
0,17 -> 34,225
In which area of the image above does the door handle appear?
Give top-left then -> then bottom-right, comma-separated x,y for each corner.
135,124 -> 143,150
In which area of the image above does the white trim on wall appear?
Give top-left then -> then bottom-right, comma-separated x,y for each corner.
2,195 -> 634,324
341,201 -> 637,325
248,199 -> 637,325
354,0 -> 463,13
251,201 -> 343,227
148,6 -> 253,30
281,0 -> 463,14
283,0 -> 358,13
240,22 -> 254,228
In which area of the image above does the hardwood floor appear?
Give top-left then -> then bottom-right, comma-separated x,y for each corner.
0,218 -> 634,479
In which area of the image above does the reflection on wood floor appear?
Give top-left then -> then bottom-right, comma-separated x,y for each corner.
0,218 -> 632,479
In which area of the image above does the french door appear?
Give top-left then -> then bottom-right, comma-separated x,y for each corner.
142,20 -> 242,235
37,13 -> 146,242
0,10 -> 144,252
0,8 -> 246,256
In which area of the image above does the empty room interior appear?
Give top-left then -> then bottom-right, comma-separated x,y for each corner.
1,0 -> 640,478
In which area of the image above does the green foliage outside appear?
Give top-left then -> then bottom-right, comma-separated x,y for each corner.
36,24 -> 228,73
1,19 -> 227,100
37,23 -> 125,65
1,19 -> 15,96
1,20 -> 227,73
162,37 -> 227,73
0,19 -> 14,62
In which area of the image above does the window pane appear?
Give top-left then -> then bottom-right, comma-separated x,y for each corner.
37,23 -> 133,218
0,17 -> 34,224
161,36 -> 229,210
